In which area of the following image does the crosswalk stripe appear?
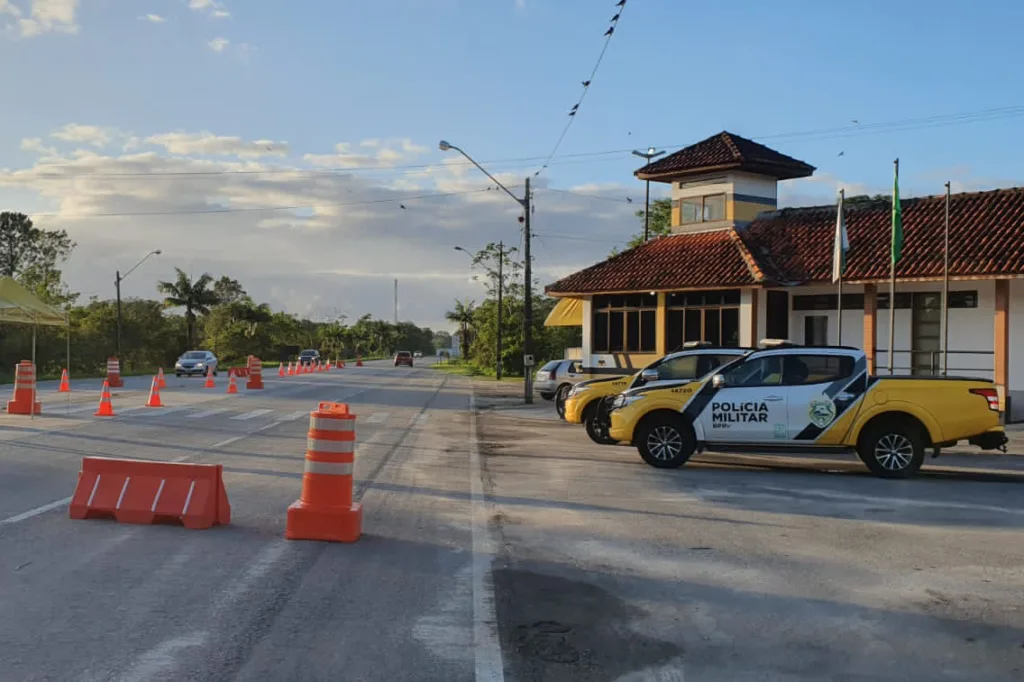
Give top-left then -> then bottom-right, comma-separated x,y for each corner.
280,411 -> 308,421
231,409 -> 274,421
366,412 -> 389,424
186,408 -> 229,420
134,406 -> 189,417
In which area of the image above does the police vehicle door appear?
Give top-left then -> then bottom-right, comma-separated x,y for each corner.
699,354 -> 788,442
782,353 -> 857,440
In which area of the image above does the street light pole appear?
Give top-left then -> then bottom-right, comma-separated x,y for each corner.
115,249 -> 162,361
632,147 -> 666,242
441,140 -> 533,403
496,240 -> 503,381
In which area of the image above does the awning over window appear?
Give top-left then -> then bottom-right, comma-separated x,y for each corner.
544,297 -> 583,327
0,277 -> 67,326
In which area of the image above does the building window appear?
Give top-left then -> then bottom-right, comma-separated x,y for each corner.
804,316 -> 828,346
680,193 -> 727,224
878,290 -> 978,310
665,289 -> 741,350
591,294 -> 657,353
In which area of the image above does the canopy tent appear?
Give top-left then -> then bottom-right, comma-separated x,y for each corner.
0,277 -> 69,418
0,277 -> 67,326
544,297 -> 584,327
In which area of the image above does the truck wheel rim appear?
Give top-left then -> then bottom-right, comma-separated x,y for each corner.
875,433 -> 914,470
648,426 -> 682,460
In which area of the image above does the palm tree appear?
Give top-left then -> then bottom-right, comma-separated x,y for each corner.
445,299 -> 476,359
156,267 -> 220,348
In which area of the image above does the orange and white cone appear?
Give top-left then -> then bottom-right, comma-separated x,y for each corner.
278,363 -> 286,377
204,365 -> 216,388
226,370 -> 239,395
146,376 -> 163,408
95,380 -> 115,417
58,368 -> 71,393
157,367 -> 167,389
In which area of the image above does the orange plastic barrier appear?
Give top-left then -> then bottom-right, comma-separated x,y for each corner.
7,361 -> 41,415
69,456 -> 231,530
106,357 -> 124,388
286,402 -> 361,543
232,367 -> 249,378
58,368 -> 71,393
246,356 -> 264,390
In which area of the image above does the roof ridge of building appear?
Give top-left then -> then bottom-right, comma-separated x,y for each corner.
720,132 -> 743,161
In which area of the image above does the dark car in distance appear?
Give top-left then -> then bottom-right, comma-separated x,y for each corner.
394,351 -> 413,367
298,349 -> 321,367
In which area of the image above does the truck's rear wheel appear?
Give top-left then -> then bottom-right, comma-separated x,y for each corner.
584,398 -> 617,445
636,413 -> 696,469
858,419 -> 925,479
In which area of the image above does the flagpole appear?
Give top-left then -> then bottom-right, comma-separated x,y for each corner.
887,159 -> 898,375
837,188 -> 844,345
942,180 -> 951,375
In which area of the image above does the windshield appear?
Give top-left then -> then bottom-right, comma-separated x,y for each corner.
397,351 -> 411,357
299,350 -> 317,357
539,360 -> 560,372
182,351 -> 206,360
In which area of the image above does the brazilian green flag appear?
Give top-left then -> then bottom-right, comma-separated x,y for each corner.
891,163 -> 903,264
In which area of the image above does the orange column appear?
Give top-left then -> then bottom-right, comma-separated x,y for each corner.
655,293 -> 667,356
863,284 -> 877,374
994,279 -> 1010,412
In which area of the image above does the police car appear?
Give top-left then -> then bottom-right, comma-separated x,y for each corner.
607,341 -> 1008,479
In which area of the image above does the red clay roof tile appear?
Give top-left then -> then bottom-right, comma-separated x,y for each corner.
636,131 -> 815,182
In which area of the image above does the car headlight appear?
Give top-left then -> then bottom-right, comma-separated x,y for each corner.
568,385 -> 588,397
612,394 -> 644,410
196,362 -> 204,367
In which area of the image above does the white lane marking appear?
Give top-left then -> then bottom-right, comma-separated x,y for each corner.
211,419 -> 285,448
211,541 -> 290,615
280,410 -> 308,421
231,408 -> 274,421
133,405 -> 189,417
114,631 -> 208,682
469,392 -> 505,681
366,411 -> 389,424
186,407 -> 229,419
0,496 -> 73,526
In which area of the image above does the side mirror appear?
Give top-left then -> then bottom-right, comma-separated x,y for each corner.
711,374 -> 726,389
640,368 -> 660,383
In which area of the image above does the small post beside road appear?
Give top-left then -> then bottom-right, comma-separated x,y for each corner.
523,177 -> 532,404
496,240 -> 503,382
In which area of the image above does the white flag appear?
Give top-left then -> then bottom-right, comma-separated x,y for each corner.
832,191 -> 849,284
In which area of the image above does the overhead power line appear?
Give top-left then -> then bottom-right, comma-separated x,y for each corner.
7,103 -> 1024,181
533,0 -> 628,178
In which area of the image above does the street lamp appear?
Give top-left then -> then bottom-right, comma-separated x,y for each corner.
632,146 -> 666,242
442,140 -> 532,402
455,243 -> 505,381
115,249 -> 161,359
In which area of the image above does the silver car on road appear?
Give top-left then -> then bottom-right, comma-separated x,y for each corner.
535,359 -> 589,418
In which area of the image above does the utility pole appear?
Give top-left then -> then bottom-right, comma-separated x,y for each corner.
115,270 -> 123,359
496,240 -> 504,381
394,278 -> 398,325
522,177 -> 533,404
632,147 -> 665,242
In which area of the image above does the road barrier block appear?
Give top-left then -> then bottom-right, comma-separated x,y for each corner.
7,361 -> 41,415
246,356 -> 264,390
69,457 -> 230,530
106,357 -> 124,388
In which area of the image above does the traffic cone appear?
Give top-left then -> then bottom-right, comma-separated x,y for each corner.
95,380 -> 115,417
287,361 -> 295,376
157,367 -> 167,389
146,376 -> 163,408
204,365 -> 216,388
58,368 -> 71,393
278,363 -> 286,377
226,370 -> 239,395
325,360 -> 332,370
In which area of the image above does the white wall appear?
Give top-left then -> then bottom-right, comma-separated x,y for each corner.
740,289 -> 756,346
731,172 -> 778,202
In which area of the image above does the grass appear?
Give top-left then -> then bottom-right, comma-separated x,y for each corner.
431,359 -> 525,382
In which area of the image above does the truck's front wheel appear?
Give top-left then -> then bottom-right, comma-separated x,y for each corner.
636,413 -> 696,469
858,419 -> 925,479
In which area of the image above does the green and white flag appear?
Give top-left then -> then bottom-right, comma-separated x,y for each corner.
891,163 -> 903,264
832,191 -> 849,284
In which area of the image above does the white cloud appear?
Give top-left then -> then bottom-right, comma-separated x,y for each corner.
139,14 -> 165,23
304,138 -> 429,169
50,123 -> 121,147
208,36 -> 229,52
144,131 -> 288,157
0,125 -> 639,329
3,0 -> 79,37
189,0 -> 230,19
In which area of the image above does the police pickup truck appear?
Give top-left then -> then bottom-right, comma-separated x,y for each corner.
606,344 -> 1008,479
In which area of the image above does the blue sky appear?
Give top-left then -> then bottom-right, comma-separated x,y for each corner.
1,0 -> 1022,328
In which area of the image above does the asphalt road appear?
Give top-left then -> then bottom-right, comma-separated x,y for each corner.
0,361 -> 493,682
475,389 -> 1024,682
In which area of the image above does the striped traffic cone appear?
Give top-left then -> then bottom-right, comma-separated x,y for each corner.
145,376 -> 163,408
204,365 -> 216,388
156,367 -> 167,389
226,370 -> 239,395
278,363 -> 286,377
58,368 -> 71,393
95,380 -> 115,417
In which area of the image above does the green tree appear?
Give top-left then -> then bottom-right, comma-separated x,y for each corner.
0,211 -> 76,304
611,197 -> 673,255
156,268 -> 220,349
212,275 -> 247,304
445,299 -> 476,358
433,330 -> 452,350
